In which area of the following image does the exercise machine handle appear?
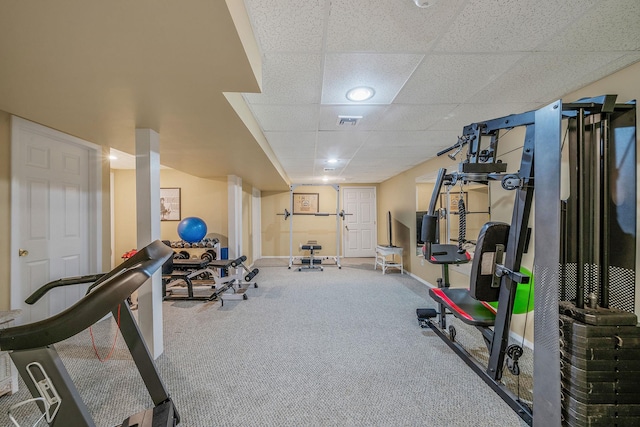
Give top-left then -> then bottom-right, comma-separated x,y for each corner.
0,240 -> 173,351
428,168 -> 447,216
25,274 -> 106,305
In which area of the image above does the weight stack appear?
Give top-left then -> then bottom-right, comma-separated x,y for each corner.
559,301 -> 640,427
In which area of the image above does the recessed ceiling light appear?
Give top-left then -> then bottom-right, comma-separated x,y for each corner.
109,155 -> 118,160
346,86 -> 375,102
327,158 -> 338,164
322,176 -> 329,182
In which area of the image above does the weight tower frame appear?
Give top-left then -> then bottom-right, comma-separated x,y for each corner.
288,184 -> 342,269
421,95 -> 636,426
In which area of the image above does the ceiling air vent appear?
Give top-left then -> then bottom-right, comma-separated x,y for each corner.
323,167 -> 335,172
337,115 -> 362,126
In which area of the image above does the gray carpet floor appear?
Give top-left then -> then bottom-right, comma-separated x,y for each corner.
1,258 -> 529,426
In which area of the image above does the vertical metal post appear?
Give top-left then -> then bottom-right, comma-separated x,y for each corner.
487,124 -> 535,381
533,100 -> 562,427
335,185 -> 341,267
575,109 -> 585,308
115,303 -> 172,406
599,117 -> 611,308
289,185 -> 295,268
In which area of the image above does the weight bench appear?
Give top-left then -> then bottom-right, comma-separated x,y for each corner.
201,256 -> 259,305
162,257 -> 218,301
418,221 -> 511,331
298,241 -> 323,271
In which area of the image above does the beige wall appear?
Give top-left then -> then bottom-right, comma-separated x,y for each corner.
260,190 -> 290,256
113,169 -> 228,263
0,111 -> 10,310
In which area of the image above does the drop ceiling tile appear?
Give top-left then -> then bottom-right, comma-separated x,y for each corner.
355,144 -> 439,160
249,104 -> 319,131
277,158 -> 316,172
243,53 -> 323,104
272,144 -> 316,159
265,132 -> 316,159
245,0 -> 326,53
540,0 -> 640,52
374,104 -> 458,131
321,53 -> 424,105
468,52 -> 628,104
394,53 -> 524,104
434,0 -> 600,52
325,0 -> 465,52
316,131 -> 369,158
318,105 -> 388,130
362,130 -> 458,150
346,157 -> 394,167
265,131 -> 316,148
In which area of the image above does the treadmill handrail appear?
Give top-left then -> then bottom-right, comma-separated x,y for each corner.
0,240 -> 172,351
25,274 -> 106,305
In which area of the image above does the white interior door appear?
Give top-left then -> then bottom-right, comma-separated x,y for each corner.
11,117 -> 100,324
342,187 -> 376,257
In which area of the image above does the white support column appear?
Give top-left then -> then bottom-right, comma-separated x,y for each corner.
135,128 -> 163,359
227,175 -> 242,260
252,187 -> 262,261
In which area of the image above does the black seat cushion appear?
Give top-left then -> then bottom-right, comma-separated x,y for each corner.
469,222 -> 510,302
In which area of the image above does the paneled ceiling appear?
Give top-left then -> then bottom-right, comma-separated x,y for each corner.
241,0 -> 640,184
0,1 -> 639,190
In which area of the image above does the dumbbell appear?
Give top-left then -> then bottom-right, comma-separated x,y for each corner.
174,250 -> 190,259
200,249 -> 217,262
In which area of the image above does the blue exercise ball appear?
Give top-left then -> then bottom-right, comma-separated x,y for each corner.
177,217 -> 207,243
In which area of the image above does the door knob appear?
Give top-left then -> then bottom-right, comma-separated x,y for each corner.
19,249 -> 29,257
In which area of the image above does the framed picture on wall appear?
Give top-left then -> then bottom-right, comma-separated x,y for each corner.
440,192 -> 468,213
160,188 -> 181,221
293,193 -> 319,215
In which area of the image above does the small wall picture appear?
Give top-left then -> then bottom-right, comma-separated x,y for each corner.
160,188 -> 181,221
293,193 -> 319,215
440,192 -> 468,213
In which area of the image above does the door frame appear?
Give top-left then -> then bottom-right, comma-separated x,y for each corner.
10,116 -> 102,312
341,186 -> 377,258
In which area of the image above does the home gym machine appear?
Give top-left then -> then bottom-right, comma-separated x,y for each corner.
0,240 -> 180,427
416,95 -> 636,426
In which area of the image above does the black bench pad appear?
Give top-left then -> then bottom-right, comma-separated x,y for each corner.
429,287 -> 497,327
427,244 -> 471,265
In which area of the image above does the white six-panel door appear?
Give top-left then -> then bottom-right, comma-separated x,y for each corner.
342,187 -> 376,258
11,117 -> 99,324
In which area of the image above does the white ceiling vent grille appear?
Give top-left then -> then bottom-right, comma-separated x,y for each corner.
323,167 -> 336,172
337,115 -> 362,126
